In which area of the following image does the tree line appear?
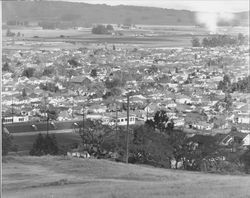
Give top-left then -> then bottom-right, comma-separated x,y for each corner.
218,74 -> 250,93
192,33 -> 248,47
3,109 -> 249,174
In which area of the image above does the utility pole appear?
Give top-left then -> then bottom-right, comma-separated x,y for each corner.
44,92 -> 49,135
82,106 -> 84,133
126,94 -> 130,164
11,95 -> 14,123
115,102 -> 118,149
46,115 -> 49,135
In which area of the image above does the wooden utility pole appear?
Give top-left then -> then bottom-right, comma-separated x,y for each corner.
82,106 -> 84,133
11,95 -> 14,123
126,94 -> 130,164
46,116 -> 49,135
115,102 -> 118,149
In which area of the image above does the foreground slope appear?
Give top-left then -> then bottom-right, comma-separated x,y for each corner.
2,156 -> 250,198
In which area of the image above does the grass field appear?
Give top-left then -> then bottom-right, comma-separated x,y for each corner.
2,155 -> 250,198
3,26 -> 248,50
12,132 -> 81,152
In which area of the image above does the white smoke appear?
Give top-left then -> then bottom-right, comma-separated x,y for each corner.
196,12 -> 235,34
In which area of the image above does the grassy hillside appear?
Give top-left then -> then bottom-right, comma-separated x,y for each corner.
2,155 -> 250,198
3,1 -> 248,26
2,1 -> 195,25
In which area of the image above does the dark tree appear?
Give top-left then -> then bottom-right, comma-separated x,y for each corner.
30,133 -> 59,156
43,67 -> 54,76
90,69 -> 97,77
183,135 -> 220,171
68,58 -> 80,67
22,88 -> 27,98
2,62 -> 10,72
2,130 -> 13,156
77,119 -> 112,157
22,67 -> 36,78
240,147 -> 250,173
191,37 -> 201,47
106,24 -> 114,31
131,124 -> 172,167
92,25 -> 109,34
146,110 -> 174,133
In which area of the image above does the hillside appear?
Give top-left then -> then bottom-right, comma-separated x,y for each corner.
2,1 -> 249,26
3,155 -> 250,198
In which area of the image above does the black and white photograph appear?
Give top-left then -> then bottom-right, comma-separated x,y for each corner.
1,0 -> 250,197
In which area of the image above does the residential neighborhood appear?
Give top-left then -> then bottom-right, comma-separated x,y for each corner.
2,43 -> 249,139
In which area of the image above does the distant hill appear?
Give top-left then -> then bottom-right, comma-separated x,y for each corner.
2,1 -> 249,26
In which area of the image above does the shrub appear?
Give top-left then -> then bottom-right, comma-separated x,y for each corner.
2,130 -> 13,156
30,133 -> 59,156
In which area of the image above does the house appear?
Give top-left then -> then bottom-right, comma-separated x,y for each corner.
70,76 -> 92,87
103,113 -> 137,126
217,131 -> 250,147
193,121 -> 213,131
236,113 -> 250,124
2,115 -> 29,124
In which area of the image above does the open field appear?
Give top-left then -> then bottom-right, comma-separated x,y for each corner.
3,25 -> 248,50
12,132 -> 81,152
2,155 -> 250,198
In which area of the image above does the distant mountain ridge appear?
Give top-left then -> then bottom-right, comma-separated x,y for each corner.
2,1 -> 249,26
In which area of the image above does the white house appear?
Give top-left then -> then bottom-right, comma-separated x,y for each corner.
3,115 -> 29,124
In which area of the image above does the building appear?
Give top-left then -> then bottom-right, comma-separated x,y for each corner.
2,115 -> 29,124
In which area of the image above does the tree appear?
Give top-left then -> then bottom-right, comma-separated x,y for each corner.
68,58 -> 80,67
106,24 -> 114,31
30,133 -> 59,156
90,69 -> 97,77
92,25 -> 109,34
77,119 -> 112,157
240,147 -> 250,173
22,88 -> 27,98
191,37 -> 201,47
182,135 -> 221,171
2,62 -> 11,72
131,124 -> 172,167
6,29 -> 15,37
43,67 -> 54,76
168,130 -> 187,169
22,67 -> 36,78
146,110 -> 174,134
2,130 -> 13,156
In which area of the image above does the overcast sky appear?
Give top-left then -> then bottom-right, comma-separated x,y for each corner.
55,0 -> 249,13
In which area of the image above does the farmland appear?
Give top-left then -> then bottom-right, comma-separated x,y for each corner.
2,155 -> 250,198
3,25 -> 249,50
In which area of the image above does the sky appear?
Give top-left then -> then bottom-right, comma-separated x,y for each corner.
53,0 -> 250,13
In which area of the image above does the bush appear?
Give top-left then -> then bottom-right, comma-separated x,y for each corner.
191,37 -> 201,47
92,25 -> 110,35
30,133 -> 59,156
240,148 -> 250,174
22,67 -> 36,78
2,130 -> 13,156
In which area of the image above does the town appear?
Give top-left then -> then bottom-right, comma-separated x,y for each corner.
2,1 -> 250,197
2,41 -> 250,135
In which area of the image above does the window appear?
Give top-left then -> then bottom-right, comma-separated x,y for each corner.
125,118 -> 127,121
4,118 -> 13,123
19,118 -> 24,122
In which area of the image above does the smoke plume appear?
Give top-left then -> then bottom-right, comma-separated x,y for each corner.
196,12 -> 235,33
